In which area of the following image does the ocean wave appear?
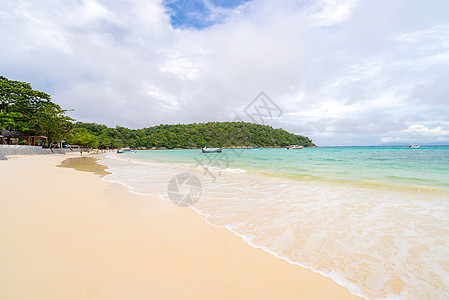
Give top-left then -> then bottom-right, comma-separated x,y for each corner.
97,151 -> 449,300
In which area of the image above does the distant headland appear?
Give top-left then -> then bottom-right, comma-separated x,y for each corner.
70,122 -> 315,149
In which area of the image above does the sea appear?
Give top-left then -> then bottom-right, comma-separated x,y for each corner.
98,146 -> 449,299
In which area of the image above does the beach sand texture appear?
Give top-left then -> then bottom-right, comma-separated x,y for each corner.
0,154 -> 360,299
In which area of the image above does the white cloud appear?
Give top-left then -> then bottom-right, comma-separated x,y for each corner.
306,0 -> 359,27
0,0 -> 448,145
405,125 -> 449,136
380,137 -> 409,143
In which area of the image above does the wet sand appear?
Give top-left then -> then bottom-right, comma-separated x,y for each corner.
0,153 -> 361,299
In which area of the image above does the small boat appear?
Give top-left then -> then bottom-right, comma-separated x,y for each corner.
118,149 -> 137,153
287,145 -> 303,150
248,146 -> 261,150
409,145 -> 421,148
202,147 -> 223,153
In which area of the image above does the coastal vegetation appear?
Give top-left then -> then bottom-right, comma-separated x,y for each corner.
1,76 -> 314,149
0,76 -> 73,146
70,122 -> 315,149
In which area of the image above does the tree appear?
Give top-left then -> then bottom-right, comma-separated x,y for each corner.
1,76 -> 52,131
0,76 -> 74,146
65,128 -> 99,148
33,102 -> 74,147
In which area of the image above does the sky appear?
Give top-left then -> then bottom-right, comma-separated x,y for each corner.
1,0 -> 448,146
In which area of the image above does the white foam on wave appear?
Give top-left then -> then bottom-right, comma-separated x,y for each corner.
195,164 -> 247,174
97,153 -> 449,300
97,154 -> 177,197
189,205 -> 367,299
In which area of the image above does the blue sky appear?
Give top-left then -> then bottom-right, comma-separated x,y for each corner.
165,0 -> 250,28
1,0 -> 449,146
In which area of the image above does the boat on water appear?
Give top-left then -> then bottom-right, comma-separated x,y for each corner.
248,146 -> 262,150
409,145 -> 421,148
118,149 -> 137,153
287,145 -> 303,150
202,147 -> 223,153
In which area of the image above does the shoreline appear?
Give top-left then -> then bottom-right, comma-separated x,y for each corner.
0,153 -> 360,299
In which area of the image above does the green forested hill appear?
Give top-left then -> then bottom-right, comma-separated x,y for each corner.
1,76 -> 314,149
69,122 -> 315,149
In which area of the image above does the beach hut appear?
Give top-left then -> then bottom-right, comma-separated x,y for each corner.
0,130 -> 48,146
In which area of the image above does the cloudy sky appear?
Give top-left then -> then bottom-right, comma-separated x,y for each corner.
1,0 -> 448,145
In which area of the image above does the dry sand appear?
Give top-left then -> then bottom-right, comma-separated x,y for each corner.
0,153 -> 361,299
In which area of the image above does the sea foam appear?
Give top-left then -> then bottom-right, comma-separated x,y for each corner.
98,151 -> 449,300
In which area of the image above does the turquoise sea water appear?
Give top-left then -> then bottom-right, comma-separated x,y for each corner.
99,146 -> 449,299
129,146 -> 449,190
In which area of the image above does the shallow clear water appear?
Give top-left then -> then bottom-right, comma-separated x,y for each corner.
98,146 -> 449,299
126,147 -> 449,189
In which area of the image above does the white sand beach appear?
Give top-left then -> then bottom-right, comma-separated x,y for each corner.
0,153 -> 360,299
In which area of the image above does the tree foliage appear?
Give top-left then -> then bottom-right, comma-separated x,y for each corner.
65,128 -> 99,148
0,76 -> 74,146
74,121 -> 315,149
